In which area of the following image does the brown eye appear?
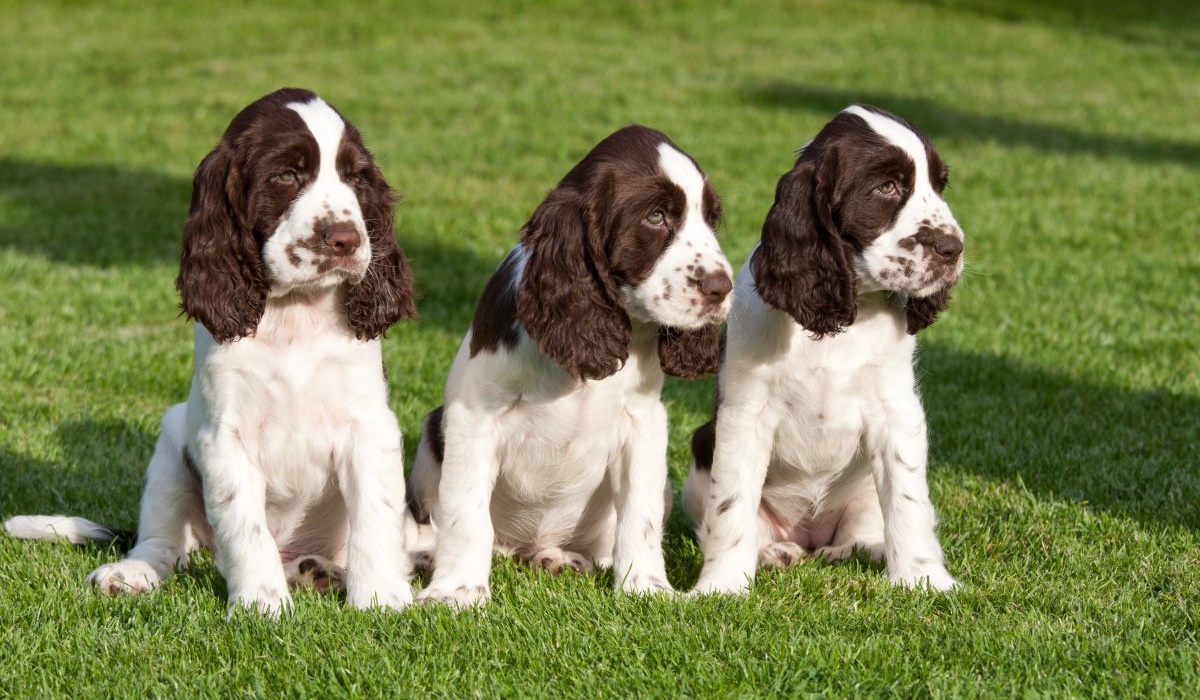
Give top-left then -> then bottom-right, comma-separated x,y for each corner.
645,210 -> 665,226
875,181 -> 897,195
272,169 -> 298,185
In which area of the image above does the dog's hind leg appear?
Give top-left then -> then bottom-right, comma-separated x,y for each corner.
404,423 -> 442,576
87,404 -> 206,595
283,555 -> 347,593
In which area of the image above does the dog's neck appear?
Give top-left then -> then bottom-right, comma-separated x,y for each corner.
254,286 -> 351,345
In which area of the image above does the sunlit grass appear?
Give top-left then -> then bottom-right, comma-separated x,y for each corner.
1,0 -> 1197,696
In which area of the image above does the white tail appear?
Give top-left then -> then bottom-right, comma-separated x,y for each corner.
4,515 -> 125,545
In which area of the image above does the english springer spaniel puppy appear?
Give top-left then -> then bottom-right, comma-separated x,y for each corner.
408,125 -> 733,607
5,88 -> 417,615
683,106 -> 963,594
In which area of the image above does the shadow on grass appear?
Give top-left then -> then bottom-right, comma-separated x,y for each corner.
0,418 -> 154,525
4,347 -> 1196,543
0,156 -> 505,335
919,345 -> 1200,532
668,347 -> 1199,534
0,158 -> 187,267
397,228 -> 506,335
904,0 -> 1200,53
743,84 -> 1200,167
0,418 -> 230,601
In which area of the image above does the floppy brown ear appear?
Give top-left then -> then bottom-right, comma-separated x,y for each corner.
658,325 -> 720,378
906,287 -> 952,334
176,146 -> 268,341
751,148 -> 855,337
345,168 -> 417,339
517,190 -> 630,380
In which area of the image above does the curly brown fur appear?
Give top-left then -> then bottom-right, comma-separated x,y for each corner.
751,154 -> 856,338
344,160 -> 417,339
517,191 -> 632,381
658,324 -> 720,378
177,146 -> 269,341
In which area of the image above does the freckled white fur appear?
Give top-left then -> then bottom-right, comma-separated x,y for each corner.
11,98 -> 413,616
411,147 -> 730,608
686,109 -> 961,595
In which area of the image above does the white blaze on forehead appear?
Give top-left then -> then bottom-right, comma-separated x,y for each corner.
622,140 -> 731,329
843,105 -> 930,188
287,98 -> 345,182
656,142 -> 704,209
262,97 -> 369,294
843,106 -> 964,298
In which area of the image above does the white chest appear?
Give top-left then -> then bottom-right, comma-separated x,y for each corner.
761,299 -> 917,496
189,305 -> 386,491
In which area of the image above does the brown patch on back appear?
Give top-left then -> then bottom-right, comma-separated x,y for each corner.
469,250 -> 524,356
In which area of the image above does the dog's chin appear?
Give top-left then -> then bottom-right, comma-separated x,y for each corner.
622,285 -> 731,330
635,302 -> 727,331
269,265 -> 368,298
907,272 -> 960,299
859,264 -> 959,300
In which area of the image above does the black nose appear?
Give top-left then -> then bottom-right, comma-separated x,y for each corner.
324,223 -> 362,257
932,235 -> 963,262
699,270 -> 732,303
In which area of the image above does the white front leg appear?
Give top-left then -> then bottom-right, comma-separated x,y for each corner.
416,402 -> 500,608
197,433 -> 291,617
692,403 -> 779,595
611,401 -> 672,595
871,410 -> 957,591
339,417 -> 413,611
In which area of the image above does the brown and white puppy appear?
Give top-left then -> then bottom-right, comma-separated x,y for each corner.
409,125 -> 733,607
685,106 -> 963,594
6,88 -> 417,615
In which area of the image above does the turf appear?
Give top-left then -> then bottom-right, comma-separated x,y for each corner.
1,0 -> 1198,697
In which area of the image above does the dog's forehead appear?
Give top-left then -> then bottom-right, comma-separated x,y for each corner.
843,106 -> 928,177
285,98 -> 346,168
656,142 -> 704,204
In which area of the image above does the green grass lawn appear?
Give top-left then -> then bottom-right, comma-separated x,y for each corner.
2,0 -> 1198,696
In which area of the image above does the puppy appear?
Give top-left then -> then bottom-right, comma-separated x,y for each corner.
408,125 -> 733,607
684,105 -> 963,594
6,88 -> 417,615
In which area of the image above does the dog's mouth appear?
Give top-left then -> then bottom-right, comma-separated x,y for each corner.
314,254 -> 369,280
909,256 -> 964,298
627,292 -> 731,331
858,251 -> 962,298
279,220 -> 370,281
701,296 -> 732,323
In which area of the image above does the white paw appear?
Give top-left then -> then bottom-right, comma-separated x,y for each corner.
815,540 -> 885,563
530,547 -> 594,576
618,572 -> 675,597
87,560 -> 161,595
283,556 -> 346,593
416,581 -> 489,609
347,583 -> 414,612
758,542 -> 807,569
227,583 -> 293,618
696,566 -> 748,595
891,563 -> 958,592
